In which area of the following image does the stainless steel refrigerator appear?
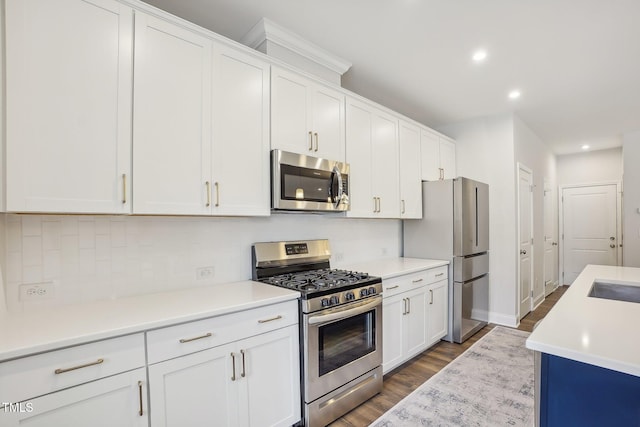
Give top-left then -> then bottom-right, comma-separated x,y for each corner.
404,177 -> 489,343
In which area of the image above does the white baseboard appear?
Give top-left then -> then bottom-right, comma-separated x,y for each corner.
488,312 -> 519,328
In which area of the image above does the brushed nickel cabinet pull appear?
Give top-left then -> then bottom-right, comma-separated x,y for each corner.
309,131 -> 313,151
401,199 -> 406,214
314,132 -> 319,152
258,315 -> 283,324
240,349 -> 246,378
122,174 -> 127,204
435,272 -> 444,277
430,289 -> 434,305
377,197 -> 381,213
386,285 -> 399,290
231,352 -> 237,381
402,298 -> 407,315
138,381 -> 143,416
179,332 -> 212,343
54,358 -> 104,374
407,298 -> 411,314
373,197 -> 377,213
215,182 -> 220,207
412,278 -> 424,283
205,181 -> 211,207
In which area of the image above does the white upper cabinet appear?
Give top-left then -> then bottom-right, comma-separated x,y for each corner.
271,67 -> 345,161
211,43 -> 270,216
398,120 -> 422,219
346,97 -> 400,218
5,0 -> 133,213
133,15 -> 270,216
420,129 -> 456,181
439,137 -> 457,179
132,12 -> 213,215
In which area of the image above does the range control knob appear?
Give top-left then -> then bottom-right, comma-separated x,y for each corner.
368,287 -> 377,295
321,298 -> 330,307
360,288 -> 369,297
330,296 -> 339,305
345,292 -> 355,301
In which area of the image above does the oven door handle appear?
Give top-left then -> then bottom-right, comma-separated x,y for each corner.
308,296 -> 381,325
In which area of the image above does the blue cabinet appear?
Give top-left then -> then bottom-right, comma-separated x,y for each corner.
540,353 -> 640,426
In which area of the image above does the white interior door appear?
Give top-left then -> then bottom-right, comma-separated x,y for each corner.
518,165 -> 533,319
562,184 -> 618,285
543,181 -> 558,296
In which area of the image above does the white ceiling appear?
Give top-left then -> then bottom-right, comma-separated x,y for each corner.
142,0 -> 640,155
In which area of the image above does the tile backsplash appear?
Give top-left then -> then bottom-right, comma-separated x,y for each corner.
1,213 -> 401,312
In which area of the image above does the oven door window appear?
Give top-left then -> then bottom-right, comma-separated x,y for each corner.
318,309 -> 376,376
281,164 -> 332,202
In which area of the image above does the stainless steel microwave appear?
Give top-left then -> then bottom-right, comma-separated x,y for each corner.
271,149 -> 349,212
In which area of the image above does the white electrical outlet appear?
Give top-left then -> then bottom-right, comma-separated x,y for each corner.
196,266 -> 215,280
19,282 -> 55,301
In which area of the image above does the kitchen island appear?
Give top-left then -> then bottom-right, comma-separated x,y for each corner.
526,264 -> 640,426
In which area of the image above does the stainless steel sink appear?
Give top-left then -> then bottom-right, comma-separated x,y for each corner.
588,281 -> 640,303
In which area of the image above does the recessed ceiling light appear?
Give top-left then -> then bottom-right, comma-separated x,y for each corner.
472,50 -> 487,62
581,144 -> 590,150
508,90 -> 521,99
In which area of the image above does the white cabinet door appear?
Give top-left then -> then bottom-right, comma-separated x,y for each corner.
439,138 -> 457,180
238,325 -> 301,427
345,99 -> 375,218
382,295 -> 405,373
399,120 -> 422,219
420,129 -> 441,181
271,67 -> 345,161
404,287 -> 428,359
420,129 -> 456,181
310,85 -> 345,161
148,343 -> 237,427
148,325 -> 300,427
371,112 -> 400,218
346,97 -> 400,218
5,0 -> 133,213
427,279 -> 448,345
132,13 -> 212,215
271,67 -> 312,155
211,43 -> 270,216
8,369 -> 148,427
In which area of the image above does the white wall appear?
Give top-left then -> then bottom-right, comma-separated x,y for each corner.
1,214 -> 401,312
514,116 -> 557,309
556,147 -> 623,187
623,132 -> 640,267
439,113 -> 519,327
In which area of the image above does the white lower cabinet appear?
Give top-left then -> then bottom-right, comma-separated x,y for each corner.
6,368 -> 148,427
147,305 -> 300,427
0,334 -> 147,427
427,279 -> 448,344
382,267 -> 449,374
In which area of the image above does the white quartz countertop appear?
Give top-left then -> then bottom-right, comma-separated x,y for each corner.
526,265 -> 640,377
0,281 -> 299,362
343,257 -> 449,279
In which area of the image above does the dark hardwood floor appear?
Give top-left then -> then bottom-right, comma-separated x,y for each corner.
329,285 -> 569,427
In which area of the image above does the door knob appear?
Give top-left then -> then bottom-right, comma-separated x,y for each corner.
610,244 -> 616,248
610,236 -> 616,241
551,242 -> 558,246
520,249 -> 527,255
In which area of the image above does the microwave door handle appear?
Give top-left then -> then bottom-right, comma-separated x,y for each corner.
331,166 -> 344,208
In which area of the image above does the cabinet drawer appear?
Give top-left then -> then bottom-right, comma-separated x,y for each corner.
146,300 -> 298,364
381,266 -> 448,298
0,333 -> 145,404
424,265 -> 448,283
382,270 -> 429,297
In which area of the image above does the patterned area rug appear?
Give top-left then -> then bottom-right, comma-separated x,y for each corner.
371,326 -> 534,426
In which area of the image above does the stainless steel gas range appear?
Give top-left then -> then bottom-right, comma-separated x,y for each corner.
252,239 -> 383,427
